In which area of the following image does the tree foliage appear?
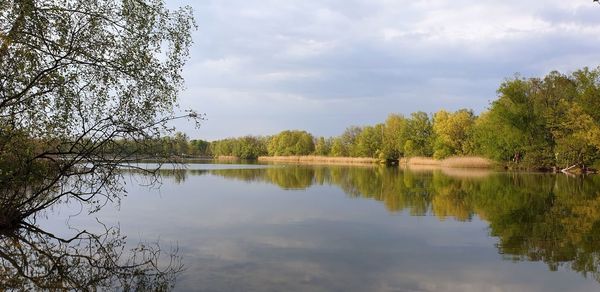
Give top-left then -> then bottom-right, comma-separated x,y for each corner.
432,109 -> 476,159
0,0 -> 196,227
211,136 -> 268,159
267,130 -> 314,156
475,69 -> 600,169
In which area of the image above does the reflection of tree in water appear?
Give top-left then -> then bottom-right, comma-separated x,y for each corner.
209,167 -> 315,190
0,167 -> 185,290
0,222 -> 182,290
201,165 -> 600,282
476,175 -> 600,282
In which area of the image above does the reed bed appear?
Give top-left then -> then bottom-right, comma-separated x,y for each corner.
404,156 -> 494,169
440,156 -> 494,169
405,157 -> 441,166
258,156 -> 378,165
252,155 -> 493,168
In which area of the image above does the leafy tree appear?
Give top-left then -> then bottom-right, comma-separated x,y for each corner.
405,111 -> 434,157
330,138 -> 346,157
267,130 -> 314,156
0,0 -> 196,225
471,111 -> 522,161
354,124 -> 384,158
432,109 -> 476,159
173,132 -> 189,155
340,126 -> 363,157
237,136 -> 268,159
210,136 -> 268,159
553,101 -> 600,167
474,68 -> 600,169
314,137 -> 331,156
382,114 -> 408,159
190,139 -> 211,156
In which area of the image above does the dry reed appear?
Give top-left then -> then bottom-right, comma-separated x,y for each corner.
440,156 -> 493,169
403,156 -> 494,169
258,156 -> 378,165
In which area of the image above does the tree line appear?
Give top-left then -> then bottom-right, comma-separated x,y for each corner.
161,68 -> 600,170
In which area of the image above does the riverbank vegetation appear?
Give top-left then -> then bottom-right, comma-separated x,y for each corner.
168,68 -> 600,172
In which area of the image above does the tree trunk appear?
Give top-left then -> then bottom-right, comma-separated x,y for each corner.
561,163 -> 579,174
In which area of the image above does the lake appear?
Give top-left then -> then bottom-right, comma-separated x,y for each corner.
39,163 -> 600,291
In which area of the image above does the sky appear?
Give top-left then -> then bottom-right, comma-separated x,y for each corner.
166,0 -> 600,141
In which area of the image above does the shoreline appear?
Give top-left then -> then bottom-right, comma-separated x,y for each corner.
257,156 -> 379,165
255,155 -> 496,169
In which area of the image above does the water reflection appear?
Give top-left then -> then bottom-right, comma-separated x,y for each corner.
0,220 -> 182,290
161,165 -> 600,283
0,169 -> 184,290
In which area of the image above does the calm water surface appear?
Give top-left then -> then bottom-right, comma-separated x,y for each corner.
43,164 -> 600,291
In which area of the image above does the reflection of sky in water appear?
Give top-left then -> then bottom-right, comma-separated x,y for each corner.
40,167 -> 600,292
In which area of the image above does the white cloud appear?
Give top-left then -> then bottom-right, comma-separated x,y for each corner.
199,57 -> 247,73
168,0 -> 600,139
283,39 -> 338,58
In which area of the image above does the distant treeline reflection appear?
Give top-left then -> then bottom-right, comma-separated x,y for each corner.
160,166 -> 600,281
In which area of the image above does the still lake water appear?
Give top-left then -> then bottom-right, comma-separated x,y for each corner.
43,163 -> 600,291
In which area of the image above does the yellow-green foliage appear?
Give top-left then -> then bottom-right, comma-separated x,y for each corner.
432,109 -> 476,159
267,130 -> 314,156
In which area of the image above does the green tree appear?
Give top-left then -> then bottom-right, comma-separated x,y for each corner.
473,69 -> 600,169
553,101 -> 600,168
190,139 -> 211,156
267,130 -> 315,156
382,114 -> 408,159
0,0 -> 195,289
330,138 -> 346,157
341,126 -> 363,157
405,111 -> 434,157
314,137 -> 331,156
173,132 -> 189,155
354,124 -> 384,158
0,0 -> 196,223
209,136 -> 268,159
433,109 -> 476,159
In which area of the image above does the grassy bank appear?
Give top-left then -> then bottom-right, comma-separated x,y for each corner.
257,156 -> 379,165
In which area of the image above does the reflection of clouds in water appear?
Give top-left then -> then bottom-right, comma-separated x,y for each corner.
192,240 -> 250,262
382,266 -> 580,292
391,275 -> 531,292
250,235 -> 319,249
45,165 -> 600,291
173,217 -> 599,291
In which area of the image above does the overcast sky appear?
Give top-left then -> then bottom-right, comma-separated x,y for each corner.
166,0 -> 600,140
